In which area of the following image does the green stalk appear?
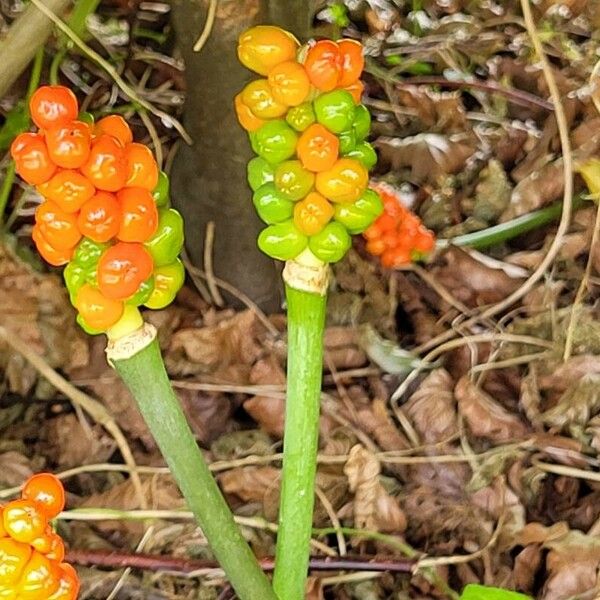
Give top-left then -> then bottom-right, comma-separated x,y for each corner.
273,284 -> 327,600
111,331 -> 276,600
436,195 -> 586,250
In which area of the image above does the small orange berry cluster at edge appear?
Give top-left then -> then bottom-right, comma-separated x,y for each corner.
0,473 -> 79,600
363,183 -> 435,268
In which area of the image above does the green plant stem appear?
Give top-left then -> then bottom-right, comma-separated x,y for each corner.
436,195 -> 586,251
111,334 -> 276,600
273,284 -> 327,600
0,162 -> 16,226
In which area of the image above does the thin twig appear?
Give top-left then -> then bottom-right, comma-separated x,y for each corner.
0,327 -> 147,510
204,221 -> 225,307
193,0 -> 218,52
28,0 -> 192,144
66,549 -> 415,574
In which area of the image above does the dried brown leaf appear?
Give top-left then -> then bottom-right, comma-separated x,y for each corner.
375,133 -> 476,184
404,369 -> 457,444
455,376 -> 529,442
356,398 -> 410,451
344,445 -> 406,533
0,452 -> 33,487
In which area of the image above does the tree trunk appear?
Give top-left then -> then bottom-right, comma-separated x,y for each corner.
170,0 -> 312,312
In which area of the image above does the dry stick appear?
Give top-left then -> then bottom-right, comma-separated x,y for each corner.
65,549 -> 415,574
28,0 -> 192,144
405,2 -> 574,362
0,326 -> 146,510
0,0 -> 72,99
193,0 -> 218,52
204,221 -> 225,307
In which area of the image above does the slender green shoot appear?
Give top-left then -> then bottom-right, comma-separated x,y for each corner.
273,284 -> 327,600
110,329 -> 276,600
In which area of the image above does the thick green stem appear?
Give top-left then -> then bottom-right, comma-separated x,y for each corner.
273,284 -> 327,600
111,331 -> 276,600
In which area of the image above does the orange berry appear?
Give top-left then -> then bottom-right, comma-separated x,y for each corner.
237,25 -> 299,76
0,537 -> 32,585
293,192 -> 334,236
124,143 -> 159,190
296,123 -> 339,172
37,170 -> 95,213
77,191 -> 120,243
47,564 -> 79,600
240,79 -> 288,119
234,94 -> 266,132
95,115 -> 133,146
45,120 -> 92,169
344,80 -> 364,103
338,39 -> 364,87
35,201 -> 81,250
10,133 -> 57,185
303,40 -> 342,92
2,500 -> 46,544
80,134 -> 127,192
31,226 -> 73,266
315,158 -> 368,203
29,86 -> 78,131
75,284 -> 124,330
18,550 -> 60,599
22,473 -> 65,519
117,187 -> 159,242
45,534 -> 65,563
268,61 -> 311,107
97,242 -> 154,300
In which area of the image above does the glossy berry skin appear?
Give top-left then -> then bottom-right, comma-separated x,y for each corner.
257,220 -> 307,261
241,80 -> 288,119
10,133 -> 56,185
153,171 -> 170,207
315,158 -> 368,204
45,120 -> 91,169
251,120 -> 298,164
274,160 -> 315,201
144,208 -> 184,267
95,115 -> 133,146
35,201 -> 81,250
303,40 -> 342,92
0,538 -> 31,585
334,188 -> 383,234
47,563 -> 79,600
117,187 -> 159,242
74,283 -> 124,330
31,226 -> 73,267
18,551 -> 60,599
285,102 -> 316,132
124,143 -> 159,191
253,183 -> 294,224
268,61 -> 311,107
2,501 -> 46,545
80,134 -> 127,192
293,192 -> 334,236
337,39 -> 364,87
37,170 -> 95,213
308,221 -> 351,263
296,124 -> 339,172
313,90 -> 356,134
29,86 -> 78,131
144,259 -> 185,310
22,474 -> 65,519
247,157 -> 275,191
234,94 -> 266,132
97,242 -> 154,300
77,191 -> 120,243
344,80 -> 364,103
344,141 -> 377,170
238,25 -> 299,75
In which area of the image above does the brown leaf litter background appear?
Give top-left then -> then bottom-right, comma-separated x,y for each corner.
2,0 -> 600,598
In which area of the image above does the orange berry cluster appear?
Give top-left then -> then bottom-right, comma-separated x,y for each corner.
0,474 -> 79,600
236,26 -> 383,263
363,183 -> 435,267
10,86 -> 184,336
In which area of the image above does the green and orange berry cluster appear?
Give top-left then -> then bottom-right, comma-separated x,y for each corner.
235,26 -> 383,263
10,86 -> 184,336
0,473 -> 78,600
364,183 -> 435,267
